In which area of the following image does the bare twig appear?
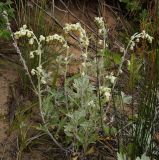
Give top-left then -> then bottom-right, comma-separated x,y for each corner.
30,0 -> 97,52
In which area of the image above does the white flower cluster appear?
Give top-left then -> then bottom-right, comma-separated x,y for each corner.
14,25 -> 63,86
29,48 -> 43,58
39,35 -> 45,42
98,39 -> 103,45
94,17 -> 109,49
81,51 -> 89,76
106,72 -> 117,84
14,25 -> 69,49
80,60 -> 87,76
94,17 -> 107,35
99,86 -> 111,102
120,47 -> 125,53
46,34 -> 69,49
63,22 -> 89,48
87,100 -> 95,107
14,25 -> 36,45
129,30 -> 153,50
31,65 -> 48,84
63,23 -> 89,76
94,17 -> 104,33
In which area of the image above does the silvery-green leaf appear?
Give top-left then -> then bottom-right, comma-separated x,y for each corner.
121,91 -> 132,104
140,153 -> 150,160
117,152 -> 127,160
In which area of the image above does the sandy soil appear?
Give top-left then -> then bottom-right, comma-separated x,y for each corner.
0,59 -> 18,159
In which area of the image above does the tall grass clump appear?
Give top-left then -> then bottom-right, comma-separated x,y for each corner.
117,1 -> 159,159
131,1 -> 159,159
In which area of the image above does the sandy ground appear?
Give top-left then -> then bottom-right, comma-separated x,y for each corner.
0,59 -> 18,159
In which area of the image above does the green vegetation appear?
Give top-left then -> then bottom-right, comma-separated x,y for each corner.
1,0 -> 159,159
0,0 -> 14,39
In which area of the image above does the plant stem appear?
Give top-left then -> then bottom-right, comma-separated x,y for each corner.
95,33 -> 103,130
112,41 -> 131,91
3,11 -> 67,153
3,11 -> 37,93
36,43 -> 67,152
64,48 -> 69,111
